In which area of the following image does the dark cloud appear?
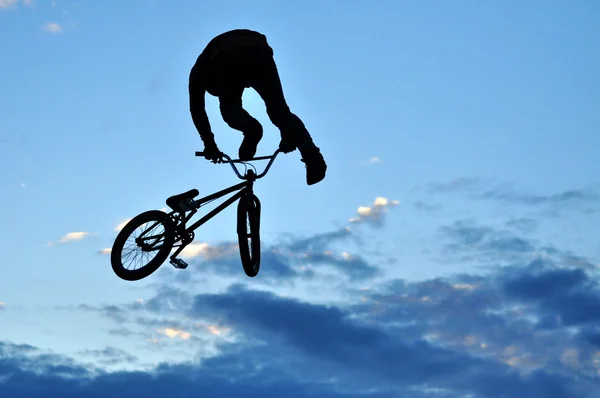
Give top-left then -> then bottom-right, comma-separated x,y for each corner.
479,186 -> 599,207
0,341 -> 415,398
12,184 -> 599,398
422,178 -> 599,217
298,251 -> 380,280
77,347 -> 138,365
502,261 -> 600,328
505,217 -> 538,233
159,225 -> 378,283
283,227 -> 353,253
78,304 -> 129,323
412,200 -> 442,212
438,219 -> 535,263
5,251 -> 600,396
425,177 -> 481,193
180,280 -> 593,397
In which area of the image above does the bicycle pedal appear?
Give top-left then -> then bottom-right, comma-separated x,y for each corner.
169,258 -> 188,269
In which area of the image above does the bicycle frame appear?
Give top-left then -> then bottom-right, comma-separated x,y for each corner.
153,149 -> 280,260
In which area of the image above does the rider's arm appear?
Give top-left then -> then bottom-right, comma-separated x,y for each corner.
188,74 -> 216,147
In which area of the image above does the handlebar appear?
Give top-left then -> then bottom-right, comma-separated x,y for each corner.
195,149 -> 281,180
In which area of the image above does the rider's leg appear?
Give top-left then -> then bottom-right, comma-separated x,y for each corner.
218,86 -> 264,161
250,56 -> 313,153
248,52 -> 327,185
210,49 -> 264,161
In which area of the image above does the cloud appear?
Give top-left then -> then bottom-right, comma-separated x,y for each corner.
59,232 -> 90,243
0,302 -> 5,309
11,217 -> 600,397
78,304 -> 129,323
77,347 -> 138,366
114,208 -> 168,232
479,186 -> 599,207
426,177 -> 481,193
438,219 -> 535,263
501,263 -> 600,329
183,277 -> 596,396
349,197 -> 400,226
362,157 -> 382,165
22,190 -> 599,396
98,248 -> 111,255
505,217 -> 538,233
298,250 -> 380,280
114,218 -> 132,232
0,339 -> 405,398
159,327 -> 192,340
48,231 -> 93,247
43,22 -> 62,34
424,178 -> 599,216
179,242 -> 238,260
0,0 -> 17,9
412,200 -> 441,212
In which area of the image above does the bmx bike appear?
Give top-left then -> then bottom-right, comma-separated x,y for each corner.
110,149 -> 281,281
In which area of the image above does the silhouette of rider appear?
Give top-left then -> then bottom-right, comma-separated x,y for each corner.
188,29 -> 327,185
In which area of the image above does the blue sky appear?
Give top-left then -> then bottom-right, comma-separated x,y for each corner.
1,0 -> 600,396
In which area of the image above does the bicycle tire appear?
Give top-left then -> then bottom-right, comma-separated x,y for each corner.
237,193 -> 261,277
111,210 -> 176,281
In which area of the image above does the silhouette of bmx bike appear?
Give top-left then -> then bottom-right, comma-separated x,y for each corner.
110,149 -> 281,281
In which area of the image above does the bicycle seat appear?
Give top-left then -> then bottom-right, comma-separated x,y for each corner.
166,189 -> 199,212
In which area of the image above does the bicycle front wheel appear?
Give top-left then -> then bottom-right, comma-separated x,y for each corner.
111,210 -> 176,281
237,193 -> 261,277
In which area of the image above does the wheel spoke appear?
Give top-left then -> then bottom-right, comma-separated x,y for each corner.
120,219 -> 166,271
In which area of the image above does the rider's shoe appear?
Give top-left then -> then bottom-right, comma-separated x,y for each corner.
301,147 -> 327,185
239,131 -> 263,161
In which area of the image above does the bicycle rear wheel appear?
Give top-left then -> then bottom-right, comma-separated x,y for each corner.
111,210 -> 176,281
237,193 -> 261,277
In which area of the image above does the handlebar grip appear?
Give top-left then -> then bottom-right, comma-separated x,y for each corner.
195,151 -> 204,156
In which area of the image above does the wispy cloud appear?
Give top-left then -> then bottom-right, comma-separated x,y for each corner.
425,178 -> 599,216
437,219 -> 535,263
58,231 -> 90,243
77,347 -> 138,366
362,156 -> 382,165
114,208 -> 168,232
48,231 -> 93,247
43,22 -> 62,34
159,327 -> 192,341
413,200 -> 441,212
0,0 -> 17,9
114,218 -> 132,232
349,196 -> 400,226
0,302 -> 5,309
426,177 -> 481,193
180,242 -> 238,260
98,248 -> 111,255
479,186 -> 599,207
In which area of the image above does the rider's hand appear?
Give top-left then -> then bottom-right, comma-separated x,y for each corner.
203,143 -> 222,163
279,138 -> 297,154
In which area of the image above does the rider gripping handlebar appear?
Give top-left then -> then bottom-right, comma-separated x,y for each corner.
195,149 -> 281,180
